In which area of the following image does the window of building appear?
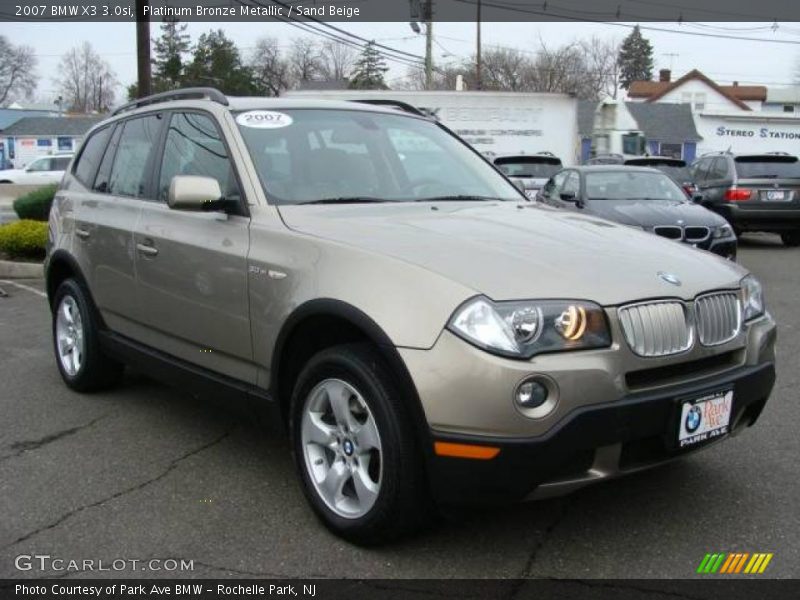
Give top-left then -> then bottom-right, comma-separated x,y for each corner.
784,105 -> 795,113
660,143 -> 683,159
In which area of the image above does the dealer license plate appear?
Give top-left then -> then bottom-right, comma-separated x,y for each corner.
762,190 -> 789,201
677,390 -> 733,448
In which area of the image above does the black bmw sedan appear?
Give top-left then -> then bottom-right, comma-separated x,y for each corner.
537,166 -> 737,259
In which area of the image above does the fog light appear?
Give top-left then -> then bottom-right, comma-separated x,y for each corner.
516,379 -> 548,408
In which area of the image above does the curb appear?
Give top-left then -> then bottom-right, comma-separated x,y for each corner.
0,259 -> 44,279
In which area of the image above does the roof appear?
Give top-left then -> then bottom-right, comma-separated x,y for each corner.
766,86 -> 800,104
573,165 -> 662,173
628,69 -> 765,110
625,103 -> 702,143
3,116 -> 103,136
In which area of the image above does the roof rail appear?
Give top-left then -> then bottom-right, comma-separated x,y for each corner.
349,99 -> 433,119
112,87 -> 229,116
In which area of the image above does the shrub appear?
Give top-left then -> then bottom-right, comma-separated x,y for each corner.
13,184 -> 58,221
0,220 -> 48,259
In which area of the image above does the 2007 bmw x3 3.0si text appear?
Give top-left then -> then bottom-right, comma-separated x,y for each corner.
45,88 -> 777,544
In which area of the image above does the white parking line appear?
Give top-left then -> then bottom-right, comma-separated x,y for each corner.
0,279 -> 47,298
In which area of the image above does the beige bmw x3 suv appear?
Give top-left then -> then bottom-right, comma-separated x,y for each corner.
46,88 -> 776,544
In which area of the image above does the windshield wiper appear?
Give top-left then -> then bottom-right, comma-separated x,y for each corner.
298,196 -> 390,205
415,195 -> 503,202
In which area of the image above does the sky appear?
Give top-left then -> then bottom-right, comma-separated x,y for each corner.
3,20 -> 800,104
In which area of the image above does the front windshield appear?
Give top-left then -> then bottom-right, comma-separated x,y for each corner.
494,158 -> 562,179
586,171 -> 687,202
235,109 -> 520,204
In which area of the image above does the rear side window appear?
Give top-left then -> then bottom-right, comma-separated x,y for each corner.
108,115 -> 162,198
73,126 -> 112,186
158,112 -> 241,203
52,156 -> 72,170
709,158 -> 729,180
735,156 -> 800,179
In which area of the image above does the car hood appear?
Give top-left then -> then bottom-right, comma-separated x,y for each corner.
584,199 -> 727,228
278,202 -> 747,305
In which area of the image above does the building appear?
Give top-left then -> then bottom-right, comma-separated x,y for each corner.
2,116 -> 101,168
763,86 -> 800,114
577,100 -> 701,162
627,69 -> 766,112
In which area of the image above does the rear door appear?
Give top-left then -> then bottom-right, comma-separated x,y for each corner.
133,110 -> 254,383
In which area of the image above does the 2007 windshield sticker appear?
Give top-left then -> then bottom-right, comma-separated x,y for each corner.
236,111 -> 293,129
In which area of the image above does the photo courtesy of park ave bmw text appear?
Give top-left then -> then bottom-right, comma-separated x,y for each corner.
1,0 -> 799,597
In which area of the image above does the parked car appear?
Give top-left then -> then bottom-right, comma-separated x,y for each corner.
538,166 -> 738,259
493,153 -> 563,199
585,153 -> 625,165
46,89 -> 775,544
0,154 -> 73,185
623,156 -> 698,197
691,151 -> 800,246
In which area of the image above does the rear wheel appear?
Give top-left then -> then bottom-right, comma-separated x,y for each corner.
781,231 -> 800,247
52,279 -> 123,392
290,344 -> 432,545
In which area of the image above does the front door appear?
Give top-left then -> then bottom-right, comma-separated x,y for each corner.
133,111 -> 254,383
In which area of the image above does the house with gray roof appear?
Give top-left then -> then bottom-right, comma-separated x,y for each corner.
2,116 -> 102,168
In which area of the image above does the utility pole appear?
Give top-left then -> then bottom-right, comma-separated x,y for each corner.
424,0 -> 433,90
476,0 -> 482,90
135,0 -> 152,98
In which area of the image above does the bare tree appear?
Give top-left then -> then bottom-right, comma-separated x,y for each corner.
579,36 -> 621,99
398,62 -> 473,91
288,37 -> 322,83
0,36 -> 37,106
318,40 -> 357,82
56,42 -> 118,113
250,37 -> 292,96
479,48 -> 532,92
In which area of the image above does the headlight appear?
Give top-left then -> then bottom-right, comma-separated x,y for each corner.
713,224 -> 734,239
447,297 -> 611,358
741,275 -> 765,322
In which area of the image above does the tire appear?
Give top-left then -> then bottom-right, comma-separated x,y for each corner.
52,278 -> 123,392
289,343 -> 433,545
781,231 -> 800,247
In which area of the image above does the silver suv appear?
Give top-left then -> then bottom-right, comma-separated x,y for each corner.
46,89 -> 777,544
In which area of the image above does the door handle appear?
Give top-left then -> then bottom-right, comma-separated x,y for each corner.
75,228 -> 90,239
136,242 -> 158,256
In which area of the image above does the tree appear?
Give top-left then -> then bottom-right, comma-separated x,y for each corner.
617,25 -> 654,90
250,37 -> 291,97
56,42 -> 117,113
318,40 -> 357,82
183,30 -> 258,95
0,36 -> 38,106
479,47 -> 532,92
349,42 -> 389,90
288,38 -> 322,83
153,16 -> 191,92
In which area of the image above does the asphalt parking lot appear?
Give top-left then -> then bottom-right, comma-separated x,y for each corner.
1,234 -> 798,580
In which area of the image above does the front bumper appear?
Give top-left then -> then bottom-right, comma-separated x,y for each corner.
399,311 -> 777,504
427,361 -> 774,504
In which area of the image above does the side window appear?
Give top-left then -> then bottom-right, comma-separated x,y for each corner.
691,158 -> 710,182
53,157 -> 72,170
27,158 -> 52,172
73,126 -> 112,187
93,125 -> 122,193
551,171 -> 568,193
108,114 -> 162,198
562,171 -> 580,196
158,112 -> 241,203
709,158 -> 728,181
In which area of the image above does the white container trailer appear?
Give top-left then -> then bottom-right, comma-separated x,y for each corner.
285,90 -> 581,165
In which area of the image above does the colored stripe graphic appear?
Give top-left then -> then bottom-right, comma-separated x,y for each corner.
698,552 -> 772,574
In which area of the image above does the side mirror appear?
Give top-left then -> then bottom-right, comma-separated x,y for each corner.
560,191 -> 577,202
692,193 -> 704,203
168,175 -> 225,211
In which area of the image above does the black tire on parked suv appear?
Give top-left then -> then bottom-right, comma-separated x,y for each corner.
289,343 -> 433,545
52,278 -> 124,392
781,231 -> 800,247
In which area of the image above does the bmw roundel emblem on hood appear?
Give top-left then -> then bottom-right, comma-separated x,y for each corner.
658,271 -> 682,286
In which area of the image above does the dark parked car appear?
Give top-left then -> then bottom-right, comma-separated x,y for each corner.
494,153 -> 562,199
690,152 -> 800,246
538,166 -> 737,259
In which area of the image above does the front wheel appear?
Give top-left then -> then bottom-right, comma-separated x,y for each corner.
52,279 -> 123,392
290,344 -> 432,545
781,231 -> 800,247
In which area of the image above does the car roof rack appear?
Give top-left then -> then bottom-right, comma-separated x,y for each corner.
112,87 -> 229,116
349,99 -> 434,119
